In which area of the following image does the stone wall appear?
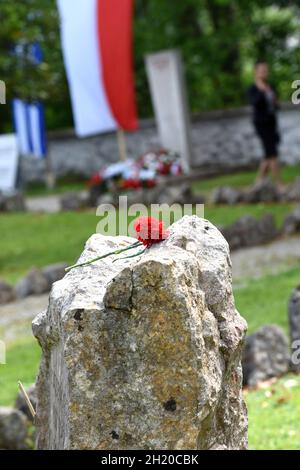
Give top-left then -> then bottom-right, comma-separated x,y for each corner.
21,105 -> 300,183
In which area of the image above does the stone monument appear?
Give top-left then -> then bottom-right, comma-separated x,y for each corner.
145,49 -> 192,173
33,216 -> 248,450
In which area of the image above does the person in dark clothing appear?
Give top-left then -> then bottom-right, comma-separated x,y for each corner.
248,61 -> 282,187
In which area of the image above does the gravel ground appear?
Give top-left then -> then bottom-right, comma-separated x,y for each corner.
231,235 -> 300,282
26,195 -> 61,213
0,294 -> 49,344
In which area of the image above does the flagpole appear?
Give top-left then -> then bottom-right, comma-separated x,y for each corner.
43,132 -> 55,189
116,128 -> 127,161
45,148 -> 56,189
39,101 -> 55,189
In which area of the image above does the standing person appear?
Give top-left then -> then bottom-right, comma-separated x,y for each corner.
248,61 -> 282,187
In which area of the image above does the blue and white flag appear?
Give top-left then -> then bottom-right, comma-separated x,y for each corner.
12,42 -> 46,158
12,99 -> 46,158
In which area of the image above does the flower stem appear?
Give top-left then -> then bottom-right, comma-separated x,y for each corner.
65,240 -> 142,272
112,247 -> 147,262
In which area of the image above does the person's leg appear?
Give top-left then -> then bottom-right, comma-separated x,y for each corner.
265,122 -> 282,187
256,159 -> 270,183
269,158 -> 283,187
254,125 -> 271,183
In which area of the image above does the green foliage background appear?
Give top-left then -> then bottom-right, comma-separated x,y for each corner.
1,0 -> 300,132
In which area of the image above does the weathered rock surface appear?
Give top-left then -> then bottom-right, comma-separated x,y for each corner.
211,186 -> 242,205
211,180 -> 281,206
32,216 -> 248,450
42,263 -> 68,285
15,268 -> 50,299
242,325 -> 290,387
94,184 -> 205,208
283,178 -> 300,202
60,192 -> 87,211
0,191 -> 26,212
0,407 -> 28,450
13,264 -> 67,301
283,206 -> 300,235
154,184 -> 205,206
210,178 -> 300,207
221,214 -> 278,251
288,286 -> 300,373
0,281 -> 15,305
243,180 -> 280,204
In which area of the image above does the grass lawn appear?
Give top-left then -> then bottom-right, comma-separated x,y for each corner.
192,164 -> 300,195
0,201 -> 294,284
0,212 -> 97,284
205,202 -> 293,227
25,178 -> 87,197
0,338 -> 41,407
234,267 -> 300,335
245,374 -> 300,450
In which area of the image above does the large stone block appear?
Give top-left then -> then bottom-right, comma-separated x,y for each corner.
242,325 -> 290,387
210,186 -> 243,205
283,206 -> 300,235
288,286 -> 300,373
243,180 -> 280,204
15,268 -> 50,299
32,216 -> 248,450
0,407 -> 28,450
283,178 -> 300,202
221,214 -> 278,251
0,280 -> 15,305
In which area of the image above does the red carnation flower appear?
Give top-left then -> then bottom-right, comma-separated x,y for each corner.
134,216 -> 169,248
66,216 -> 168,272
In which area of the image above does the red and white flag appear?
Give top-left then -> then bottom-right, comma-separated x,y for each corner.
57,0 -> 138,137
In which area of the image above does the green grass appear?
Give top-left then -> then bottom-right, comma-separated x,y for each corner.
205,202 -> 293,227
235,267 -> 300,335
245,374 -> 300,450
0,212 -> 97,284
24,176 -> 87,197
192,164 -> 300,195
0,202 -> 294,284
0,337 -> 41,407
0,265 -> 300,447
26,182 -> 87,197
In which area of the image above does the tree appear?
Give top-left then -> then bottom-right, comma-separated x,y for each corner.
134,0 -> 300,112
0,0 -> 300,132
0,0 -> 71,132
